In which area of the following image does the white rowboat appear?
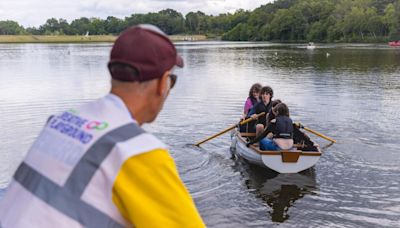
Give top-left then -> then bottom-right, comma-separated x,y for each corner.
230,130 -> 321,173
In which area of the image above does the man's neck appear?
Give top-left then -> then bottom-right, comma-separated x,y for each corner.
110,90 -> 148,126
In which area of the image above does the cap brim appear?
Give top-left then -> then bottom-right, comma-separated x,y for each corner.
176,55 -> 184,68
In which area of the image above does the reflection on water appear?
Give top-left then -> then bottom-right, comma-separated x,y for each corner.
264,46 -> 400,74
262,172 -> 316,223
232,157 -> 317,223
1,42 -> 400,227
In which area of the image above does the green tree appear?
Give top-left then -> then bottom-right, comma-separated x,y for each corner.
2,0 -> 399,42
0,20 -> 25,35
185,11 -> 208,34
222,23 -> 253,40
90,18 -> 106,35
58,19 -> 73,35
70,17 -> 91,35
157,9 -> 185,34
39,18 -> 60,35
26,27 -> 41,35
268,8 -> 307,41
383,3 -> 399,38
125,14 -> 147,26
104,16 -> 126,35
364,7 -> 384,39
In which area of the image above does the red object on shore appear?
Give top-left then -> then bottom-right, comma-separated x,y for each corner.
389,41 -> 400,46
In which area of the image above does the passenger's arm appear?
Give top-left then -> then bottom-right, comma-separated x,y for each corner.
247,121 -> 275,146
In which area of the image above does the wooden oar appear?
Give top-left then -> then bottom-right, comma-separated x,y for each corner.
195,112 -> 266,146
295,123 -> 336,143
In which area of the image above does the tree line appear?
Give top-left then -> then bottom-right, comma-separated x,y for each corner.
0,8 -> 244,37
0,0 -> 399,42
222,0 -> 400,42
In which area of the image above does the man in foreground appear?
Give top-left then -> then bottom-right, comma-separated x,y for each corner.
0,24 -> 205,228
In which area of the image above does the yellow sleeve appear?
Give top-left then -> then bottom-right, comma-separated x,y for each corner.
112,149 -> 205,228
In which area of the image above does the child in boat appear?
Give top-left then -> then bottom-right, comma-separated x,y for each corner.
247,103 -> 294,151
242,83 -> 262,119
240,83 -> 262,133
247,86 -> 274,136
293,123 -> 320,151
266,99 -> 282,124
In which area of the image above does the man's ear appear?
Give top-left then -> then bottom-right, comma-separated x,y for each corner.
157,71 -> 170,97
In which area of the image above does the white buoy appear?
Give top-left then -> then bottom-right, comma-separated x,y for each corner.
326,52 -> 330,57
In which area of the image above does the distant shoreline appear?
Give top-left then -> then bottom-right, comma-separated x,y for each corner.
0,35 -> 392,44
0,35 -> 209,43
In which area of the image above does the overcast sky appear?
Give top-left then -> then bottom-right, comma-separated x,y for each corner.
0,0 -> 273,28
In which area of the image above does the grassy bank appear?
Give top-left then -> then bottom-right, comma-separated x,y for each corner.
0,35 -> 116,43
0,35 -> 208,43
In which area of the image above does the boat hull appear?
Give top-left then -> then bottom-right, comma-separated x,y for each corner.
231,130 -> 321,173
261,153 -> 320,173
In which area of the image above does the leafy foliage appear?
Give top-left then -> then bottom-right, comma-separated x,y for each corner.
0,20 -> 25,35
0,0 -> 399,42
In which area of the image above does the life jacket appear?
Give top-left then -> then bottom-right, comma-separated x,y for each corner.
258,101 -> 272,126
249,96 -> 258,106
274,116 -> 294,139
0,94 -> 166,227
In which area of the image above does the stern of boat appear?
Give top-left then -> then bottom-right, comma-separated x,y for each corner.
261,151 -> 321,173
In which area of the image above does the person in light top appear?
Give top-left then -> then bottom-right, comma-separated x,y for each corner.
242,83 -> 262,118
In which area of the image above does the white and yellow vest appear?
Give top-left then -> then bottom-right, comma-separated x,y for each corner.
0,94 -> 204,228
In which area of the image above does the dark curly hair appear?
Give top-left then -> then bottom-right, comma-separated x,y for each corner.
261,86 -> 273,98
248,83 -> 262,98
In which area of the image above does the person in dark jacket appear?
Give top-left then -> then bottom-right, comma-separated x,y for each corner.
293,124 -> 320,151
247,86 -> 274,136
247,103 -> 294,151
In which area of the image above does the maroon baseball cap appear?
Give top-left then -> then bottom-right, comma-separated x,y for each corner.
108,24 -> 183,82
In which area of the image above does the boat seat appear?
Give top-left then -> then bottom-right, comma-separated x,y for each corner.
293,144 -> 302,148
240,132 -> 256,137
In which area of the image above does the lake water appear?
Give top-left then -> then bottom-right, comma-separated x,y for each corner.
0,42 -> 399,227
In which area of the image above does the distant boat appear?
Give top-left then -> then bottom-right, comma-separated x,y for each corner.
183,36 -> 194,41
306,42 -> 316,49
389,41 -> 400,47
